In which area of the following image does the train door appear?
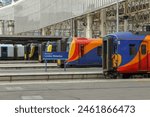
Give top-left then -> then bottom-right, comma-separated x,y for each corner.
102,37 -> 113,72
96,46 -> 102,64
1,47 -> 8,59
139,42 -> 148,71
78,44 -> 85,64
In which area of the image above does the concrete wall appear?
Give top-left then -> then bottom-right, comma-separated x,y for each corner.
0,0 -> 124,34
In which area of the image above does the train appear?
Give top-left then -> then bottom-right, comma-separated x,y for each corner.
102,31 -> 150,78
57,37 -> 72,67
0,42 -> 56,61
66,37 -> 103,67
0,42 -> 57,61
38,41 -> 57,62
2,32 -> 150,78
0,44 -> 24,60
0,37 -> 102,68
24,42 -> 57,62
24,43 -> 38,60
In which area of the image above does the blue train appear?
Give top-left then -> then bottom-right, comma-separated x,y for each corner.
103,32 -> 150,78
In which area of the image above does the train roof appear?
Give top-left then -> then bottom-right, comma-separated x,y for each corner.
72,37 -> 102,46
15,44 -> 24,47
0,44 -> 14,47
74,37 -> 102,41
108,32 -> 147,40
75,37 -> 101,40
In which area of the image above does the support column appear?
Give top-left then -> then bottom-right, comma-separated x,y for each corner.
0,20 -> 4,35
7,20 -> 14,35
124,16 -> 129,32
71,19 -> 78,37
124,0 -> 129,32
86,14 -> 92,38
51,26 -> 55,36
100,9 -> 106,37
41,27 -> 47,36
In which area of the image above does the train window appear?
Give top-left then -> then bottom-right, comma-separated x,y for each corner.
129,44 -> 136,56
97,46 -> 102,56
141,45 -> 146,55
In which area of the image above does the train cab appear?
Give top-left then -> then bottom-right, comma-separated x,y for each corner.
38,41 -> 57,62
57,37 -> 71,67
24,43 -> 38,60
24,44 -> 30,60
67,37 -> 103,66
0,44 -> 14,60
29,43 -> 38,60
38,42 -> 46,62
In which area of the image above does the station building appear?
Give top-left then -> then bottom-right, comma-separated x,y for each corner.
0,0 -> 150,38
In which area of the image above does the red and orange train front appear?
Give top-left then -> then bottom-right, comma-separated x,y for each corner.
67,37 -> 103,66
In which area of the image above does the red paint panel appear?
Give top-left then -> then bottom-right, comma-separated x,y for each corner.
117,54 -> 149,73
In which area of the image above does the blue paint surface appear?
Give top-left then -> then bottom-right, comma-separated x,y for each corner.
67,48 -> 102,66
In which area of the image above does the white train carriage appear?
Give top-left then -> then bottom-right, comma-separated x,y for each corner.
0,44 -> 14,59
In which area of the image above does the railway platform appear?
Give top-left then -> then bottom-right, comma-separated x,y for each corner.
0,62 -> 102,81
0,63 -> 57,69
0,71 -> 102,81
0,60 -> 39,64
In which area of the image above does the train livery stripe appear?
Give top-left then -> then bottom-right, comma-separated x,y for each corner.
118,35 -> 150,73
68,38 -> 76,59
84,39 -> 102,54
117,54 -> 149,73
67,38 -> 80,62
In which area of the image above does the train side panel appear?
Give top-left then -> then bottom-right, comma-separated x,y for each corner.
14,44 -> 25,59
17,45 -> 24,58
68,47 -> 102,66
116,40 -> 142,73
8,45 -> 14,58
117,36 -> 150,74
